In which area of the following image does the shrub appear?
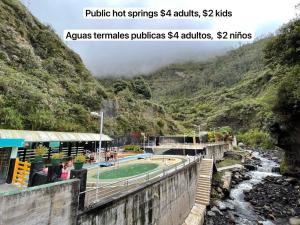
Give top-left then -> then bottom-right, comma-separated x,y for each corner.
131,77 -> 152,99
113,80 -> 128,94
124,145 -> 142,152
34,145 -> 48,156
74,153 -> 86,163
280,156 -> 292,174
237,129 -> 275,149
51,152 -> 64,159
264,18 -> 300,66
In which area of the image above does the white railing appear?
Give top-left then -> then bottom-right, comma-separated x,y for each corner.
79,154 -> 203,210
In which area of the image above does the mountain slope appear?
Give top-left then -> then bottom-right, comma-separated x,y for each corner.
0,0 -> 177,135
103,38 -> 278,134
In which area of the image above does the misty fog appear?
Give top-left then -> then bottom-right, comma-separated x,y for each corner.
21,0 -> 298,77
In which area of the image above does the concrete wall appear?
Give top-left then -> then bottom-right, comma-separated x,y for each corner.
77,162 -> 199,225
0,179 -> 80,225
205,143 -> 229,161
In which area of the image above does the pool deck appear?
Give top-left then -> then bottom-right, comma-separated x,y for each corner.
83,153 -> 153,170
86,155 -> 186,184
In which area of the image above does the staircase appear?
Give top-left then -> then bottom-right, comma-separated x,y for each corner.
183,158 -> 214,225
195,159 -> 214,206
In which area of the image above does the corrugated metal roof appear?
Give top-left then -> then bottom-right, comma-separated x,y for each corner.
0,129 -> 112,142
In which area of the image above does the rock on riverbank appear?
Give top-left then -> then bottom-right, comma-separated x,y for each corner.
205,200 -> 237,225
244,176 -> 300,221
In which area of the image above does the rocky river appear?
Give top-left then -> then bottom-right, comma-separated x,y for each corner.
205,149 -> 300,225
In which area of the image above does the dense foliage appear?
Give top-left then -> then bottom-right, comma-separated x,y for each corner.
267,18 -> 300,171
2,0 -> 300,164
264,19 -> 300,66
0,0 -> 176,135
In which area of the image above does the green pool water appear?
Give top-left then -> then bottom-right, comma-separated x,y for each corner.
93,163 -> 159,179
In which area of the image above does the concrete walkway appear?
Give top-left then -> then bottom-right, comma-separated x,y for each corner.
183,158 -> 214,225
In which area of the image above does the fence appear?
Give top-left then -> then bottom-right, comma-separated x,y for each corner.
79,155 -> 203,210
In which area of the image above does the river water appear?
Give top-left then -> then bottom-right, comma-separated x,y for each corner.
224,151 -> 281,225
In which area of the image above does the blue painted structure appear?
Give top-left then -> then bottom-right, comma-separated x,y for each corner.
0,139 -> 24,148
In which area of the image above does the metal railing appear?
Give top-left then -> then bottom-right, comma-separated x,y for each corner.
145,142 -> 228,149
78,154 -> 203,210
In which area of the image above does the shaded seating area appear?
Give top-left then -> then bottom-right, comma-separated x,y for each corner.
0,129 -> 112,187
0,129 -> 112,162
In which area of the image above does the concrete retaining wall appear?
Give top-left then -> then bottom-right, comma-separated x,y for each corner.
77,162 -> 199,225
0,179 -> 80,225
205,144 -> 229,161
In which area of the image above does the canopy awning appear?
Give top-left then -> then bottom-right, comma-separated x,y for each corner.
0,129 -> 112,143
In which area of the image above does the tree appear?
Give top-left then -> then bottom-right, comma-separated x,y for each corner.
27,109 -> 56,130
264,18 -> 300,66
131,77 -> 152,99
0,107 -> 23,129
113,80 -> 128,94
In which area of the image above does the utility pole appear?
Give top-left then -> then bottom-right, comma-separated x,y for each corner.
98,111 -> 104,162
198,125 -> 201,144
96,111 -> 103,198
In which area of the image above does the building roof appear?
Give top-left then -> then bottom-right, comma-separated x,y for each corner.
0,129 -> 112,143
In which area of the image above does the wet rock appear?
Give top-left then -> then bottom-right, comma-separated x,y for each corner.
271,166 -> 280,173
205,218 -> 214,225
285,177 -> 298,185
244,164 -> 256,171
214,200 -> 228,211
267,213 -> 276,221
211,206 -> 223,215
207,211 -> 216,217
243,174 -> 251,180
217,187 -> 223,193
245,176 -> 300,220
228,212 -> 236,224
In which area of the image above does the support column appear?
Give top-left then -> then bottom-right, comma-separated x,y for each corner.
6,147 -> 18,184
70,168 -> 87,211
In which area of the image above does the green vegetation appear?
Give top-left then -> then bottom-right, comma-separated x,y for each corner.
2,0 -> 300,170
51,152 -> 64,159
280,156 -> 291,174
124,145 -> 142,152
212,171 -> 223,182
208,126 -> 233,142
95,163 -> 159,179
74,153 -> 86,163
0,0 -> 177,135
103,37 -> 277,141
237,129 -> 275,149
267,19 -> 300,171
216,159 -> 241,168
34,145 -> 47,156
264,19 -> 300,66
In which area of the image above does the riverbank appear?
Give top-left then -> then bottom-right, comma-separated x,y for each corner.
205,148 -> 295,225
244,176 -> 300,224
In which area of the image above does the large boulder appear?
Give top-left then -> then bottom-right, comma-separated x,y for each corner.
271,166 -> 281,173
244,164 -> 256,171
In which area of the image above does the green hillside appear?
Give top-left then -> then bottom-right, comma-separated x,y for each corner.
0,0 -> 178,135
1,0 -> 300,167
104,38 -> 278,134
103,18 -> 300,157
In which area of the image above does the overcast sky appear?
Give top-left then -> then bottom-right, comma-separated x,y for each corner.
21,0 -> 299,77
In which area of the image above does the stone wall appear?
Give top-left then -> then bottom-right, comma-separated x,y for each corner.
0,179 -> 79,225
77,162 -> 199,225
